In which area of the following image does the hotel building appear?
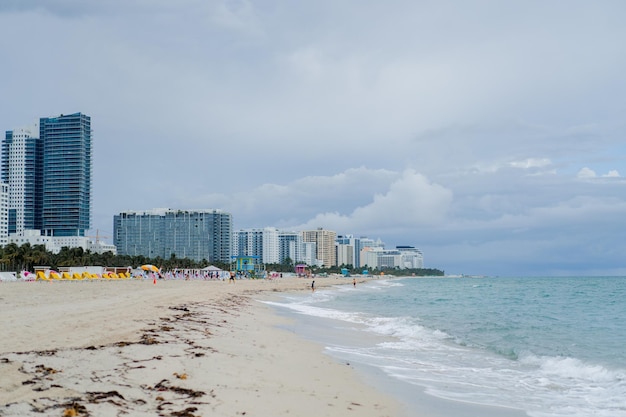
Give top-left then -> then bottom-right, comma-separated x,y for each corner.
302,228 -> 337,267
2,113 -> 93,245
113,208 -> 232,263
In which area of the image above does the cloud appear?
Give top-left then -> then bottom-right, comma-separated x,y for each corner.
577,167 -> 622,179
2,1 -> 626,276
577,167 -> 597,178
295,169 -> 453,234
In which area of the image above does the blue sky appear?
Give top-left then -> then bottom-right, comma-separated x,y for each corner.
1,0 -> 625,276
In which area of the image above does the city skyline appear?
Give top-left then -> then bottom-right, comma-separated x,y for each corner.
1,2 -> 625,276
3,113 -> 92,238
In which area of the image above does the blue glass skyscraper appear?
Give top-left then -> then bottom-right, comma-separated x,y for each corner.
2,112 -> 91,238
40,113 -> 92,237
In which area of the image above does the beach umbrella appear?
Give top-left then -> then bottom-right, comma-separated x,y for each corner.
141,264 -> 160,272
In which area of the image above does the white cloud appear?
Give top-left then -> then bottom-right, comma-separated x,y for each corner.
2,1 -> 626,276
577,167 -> 622,179
295,169 -> 453,233
509,158 -> 552,169
577,167 -> 597,178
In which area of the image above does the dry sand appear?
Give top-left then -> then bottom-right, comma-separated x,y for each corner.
0,277 -> 406,417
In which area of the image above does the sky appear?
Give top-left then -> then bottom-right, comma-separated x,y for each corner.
1,0 -> 625,276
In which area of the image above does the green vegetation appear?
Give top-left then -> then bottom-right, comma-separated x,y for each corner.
0,243 -> 444,277
263,259 -> 444,276
0,243 -> 229,272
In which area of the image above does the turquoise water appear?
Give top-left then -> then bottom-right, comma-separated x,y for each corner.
267,276 -> 626,417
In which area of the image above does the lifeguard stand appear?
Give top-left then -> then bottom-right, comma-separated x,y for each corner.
295,264 -> 309,277
231,256 -> 266,278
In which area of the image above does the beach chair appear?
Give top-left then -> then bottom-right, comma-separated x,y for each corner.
36,271 -> 49,281
62,272 -> 72,280
50,272 -> 61,280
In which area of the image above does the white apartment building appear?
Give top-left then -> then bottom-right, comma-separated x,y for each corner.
336,243 -> 354,267
233,227 -> 280,264
0,182 -> 8,245
278,230 -> 304,264
3,123 -> 39,234
359,246 -> 424,270
8,229 -> 117,254
301,241 -> 320,267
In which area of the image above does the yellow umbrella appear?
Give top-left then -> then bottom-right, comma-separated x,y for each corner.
141,264 -> 160,272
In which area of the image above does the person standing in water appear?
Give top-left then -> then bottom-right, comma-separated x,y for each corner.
311,280 -> 315,292
353,278 -> 356,287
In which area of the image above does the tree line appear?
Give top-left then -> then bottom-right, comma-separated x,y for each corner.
0,243 -> 444,277
0,243 -> 229,273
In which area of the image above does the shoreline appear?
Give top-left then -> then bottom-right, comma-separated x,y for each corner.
0,278 -> 406,416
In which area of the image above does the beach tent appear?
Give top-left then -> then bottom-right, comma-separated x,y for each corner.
202,265 -> 223,272
202,265 -> 227,279
0,272 -> 17,281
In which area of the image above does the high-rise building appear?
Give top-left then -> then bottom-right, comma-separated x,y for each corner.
335,234 -> 362,268
40,113 -> 92,237
113,208 -> 232,263
2,123 -> 42,234
0,182 -> 8,245
302,228 -> 337,267
2,113 -> 91,238
278,231 -> 304,264
232,227 -> 280,264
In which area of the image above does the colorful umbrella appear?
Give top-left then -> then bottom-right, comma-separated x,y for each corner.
140,264 -> 160,272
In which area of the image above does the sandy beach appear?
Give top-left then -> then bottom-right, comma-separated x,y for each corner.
0,277 -> 405,417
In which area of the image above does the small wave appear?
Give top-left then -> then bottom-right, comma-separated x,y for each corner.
521,354 -> 624,383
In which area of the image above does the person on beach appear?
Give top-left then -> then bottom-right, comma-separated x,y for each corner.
353,278 -> 356,287
311,280 -> 315,292
229,272 -> 235,283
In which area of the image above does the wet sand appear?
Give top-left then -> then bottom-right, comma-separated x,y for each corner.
0,277 -> 405,416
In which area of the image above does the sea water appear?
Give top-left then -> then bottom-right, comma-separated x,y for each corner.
266,276 -> 626,417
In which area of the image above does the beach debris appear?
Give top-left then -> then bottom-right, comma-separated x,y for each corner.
33,349 -> 58,356
140,334 -> 159,345
173,372 -> 188,379
61,402 -> 87,416
86,390 -> 125,403
170,407 -> 199,416
35,364 -> 59,376
153,379 -> 205,398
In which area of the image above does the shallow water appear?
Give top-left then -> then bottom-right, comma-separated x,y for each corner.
266,276 -> 626,417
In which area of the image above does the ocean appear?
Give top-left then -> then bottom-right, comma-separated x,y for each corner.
265,276 -> 626,417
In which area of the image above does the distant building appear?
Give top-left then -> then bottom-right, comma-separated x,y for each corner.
278,230 -> 304,264
3,122 -> 43,234
359,245 -> 424,270
8,229 -> 116,254
232,227 -> 280,264
396,245 -> 424,268
113,208 -> 232,263
0,182 -> 8,245
40,113 -> 92,237
302,228 -> 337,267
2,113 -> 92,239
301,241 -> 319,266
335,234 -> 363,268
335,240 -> 354,267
